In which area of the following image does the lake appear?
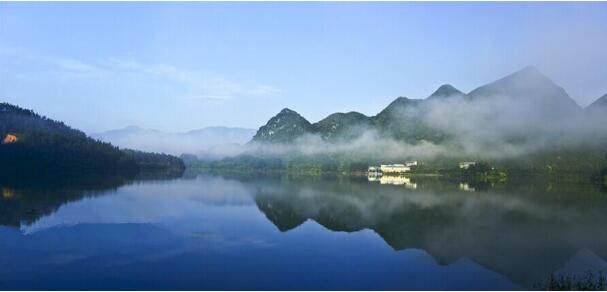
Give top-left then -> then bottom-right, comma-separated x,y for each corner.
1,172 -> 606,290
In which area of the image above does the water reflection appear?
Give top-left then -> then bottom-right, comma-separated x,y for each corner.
1,172 -> 606,289
368,174 -> 418,189
249,175 -> 607,288
0,172 -> 183,228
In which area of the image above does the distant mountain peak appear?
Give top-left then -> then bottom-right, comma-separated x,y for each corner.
123,125 -> 143,131
91,126 -> 255,158
428,84 -> 464,99
504,65 -> 553,84
252,108 -> 313,143
249,66 -> 586,146
314,111 -> 370,141
319,111 -> 367,120
386,96 -> 416,107
467,66 -> 580,111
376,96 -> 422,117
392,96 -> 410,103
587,93 -> 607,111
279,108 -> 297,115
518,65 -> 540,75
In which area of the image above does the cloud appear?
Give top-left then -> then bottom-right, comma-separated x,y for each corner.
51,58 -> 98,72
187,95 -> 229,101
0,45 -> 100,73
239,89 -> 607,162
0,46 -> 281,102
105,58 -> 282,101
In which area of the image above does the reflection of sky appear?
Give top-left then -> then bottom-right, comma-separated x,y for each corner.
23,175 -> 257,234
4,175 -> 524,290
1,221 -> 520,290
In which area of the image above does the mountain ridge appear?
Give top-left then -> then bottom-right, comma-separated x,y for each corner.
92,125 -> 256,159
428,84 -> 464,99
0,102 -> 184,175
587,93 -> 607,111
467,66 -> 580,109
251,66 -> 585,145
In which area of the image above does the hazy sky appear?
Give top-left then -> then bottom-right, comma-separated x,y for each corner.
1,2 -> 606,133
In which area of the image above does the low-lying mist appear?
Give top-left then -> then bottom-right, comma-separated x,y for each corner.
240,91 -> 607,162
97,68 -> 607,164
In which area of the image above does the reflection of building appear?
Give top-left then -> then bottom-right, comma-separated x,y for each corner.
380,164 -> 411,173
367,175 -> 380,182
380,176 -> 417,189
2,134 -> 18,144
459,162 -> 476,169
459,182 -> 476,192
368,166 -> 381,176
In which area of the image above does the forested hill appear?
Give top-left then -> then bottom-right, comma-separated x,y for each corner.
0,102 -> 184,176
251,66 -> 582,145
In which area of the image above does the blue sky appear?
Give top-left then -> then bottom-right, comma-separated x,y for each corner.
1,2 -> 606,133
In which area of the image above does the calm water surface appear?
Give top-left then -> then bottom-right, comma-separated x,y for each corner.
1,173 -> 606,290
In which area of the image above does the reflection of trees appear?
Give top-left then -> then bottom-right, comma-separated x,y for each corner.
0,172 -> 183,227
250,176 -> 607,287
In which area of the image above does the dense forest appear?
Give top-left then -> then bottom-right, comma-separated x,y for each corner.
0,102 -> 184,176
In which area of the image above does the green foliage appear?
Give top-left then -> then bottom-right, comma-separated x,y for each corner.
251,97 -> 448,145
461,162 -> 508,183
122,149 -> 185,172
0,102 -> 184,175
252,108 -> 315,143
313,111 -> 370,142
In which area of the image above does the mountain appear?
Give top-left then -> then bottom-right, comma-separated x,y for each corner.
92,126 -> 256,159
252,96 -> 441,144
252,108 -> 314,143
93,125 -> 160,138
586,93 -> 607,112
371,96 -> 445,142
313,112 -> 370,142
0,102 -> 184,176
374,96 -> 423,118
468,66 -> 580,114
427,84 -> 465,99
250,66 -> 583,146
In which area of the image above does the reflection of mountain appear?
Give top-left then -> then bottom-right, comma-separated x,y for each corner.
0,173 -> 182,228
249,176 -> 607,287
556,249 -> 607,276
255,196 -> 307,232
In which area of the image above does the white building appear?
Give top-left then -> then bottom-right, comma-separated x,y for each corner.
368,166 -> 381,175
380,164 -> 411,173
405,161 -> 418,167
459,162 -> 477,169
